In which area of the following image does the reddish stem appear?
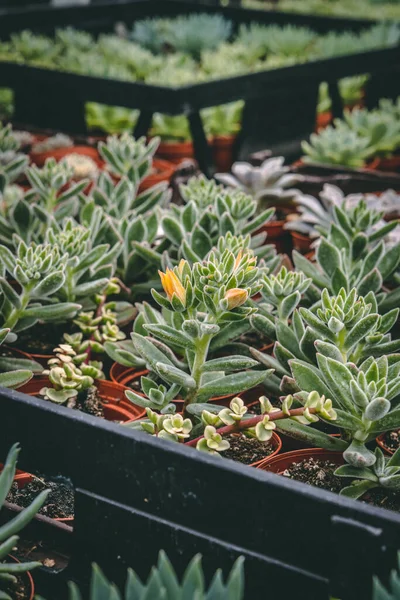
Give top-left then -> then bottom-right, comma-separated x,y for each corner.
185,406 -> 315,447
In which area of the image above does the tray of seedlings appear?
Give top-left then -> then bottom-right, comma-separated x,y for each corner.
0,108 -> 400,598
0,0 -> 399,171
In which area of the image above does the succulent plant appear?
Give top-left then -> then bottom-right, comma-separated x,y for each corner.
338,74 -> 369,108
342,107 -> 400,157
150,113 -> 192,142
46,218 -> 120,304
107,250 -> 271,421
0,123 -> 29,193
85,102 -> 138,135
0,443 -> 49,600
251,287 -> 400,397
301,123 -> 375,168
0,238 -> 81,332
216,156 -> 303,213
291,196 -> 400,303
0,328 -> 33,388
373,551 -> 400,600
41,343 -> 102,405
98,133 -> 160,185
31,133 -> 73,154
40,552 -> 245,600
63,153 -> 99,180
202,101 -> 244,137
25,158 -> 87,218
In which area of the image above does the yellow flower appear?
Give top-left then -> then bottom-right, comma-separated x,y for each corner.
158,268 -> 186,305
225,288 -> 248,310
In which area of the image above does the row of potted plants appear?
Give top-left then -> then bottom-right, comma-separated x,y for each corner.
302,95 -> 400,171
244,0 -> 400,21
0,118 -> 400,532
1,19 -> 397,85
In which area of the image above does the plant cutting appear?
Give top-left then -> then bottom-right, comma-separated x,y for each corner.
0,443 -> 49,600
38,552 -> 245,599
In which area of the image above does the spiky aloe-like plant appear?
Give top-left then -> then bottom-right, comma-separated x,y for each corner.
39,552 -> 244,600
292,197 -> 400,306
0,443 -> 49,600
251,288 -> 400,398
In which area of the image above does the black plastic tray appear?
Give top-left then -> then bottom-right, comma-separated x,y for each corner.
0,0 -> 399,172
0,384 -> 399,599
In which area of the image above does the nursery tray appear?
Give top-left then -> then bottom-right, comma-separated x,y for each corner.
0,385 -> 399,599
0,1 -> 399,173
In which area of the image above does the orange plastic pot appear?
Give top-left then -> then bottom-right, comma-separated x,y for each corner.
249,432 -> 282,467
373,156 -> 400,173
8,556 -> 35,600
16,377 -> 145,423
30,145 -> 100,167
138,159 -> 175,192
256,447 -> 344,473
290,231 -> 312,254
256,220 -> 287,253
212,135 -> 236,172
315,111 -> 332,132
156,140 -> 194,164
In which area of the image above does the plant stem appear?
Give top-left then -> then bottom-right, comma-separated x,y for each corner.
183,334 -> 211,414
186,406 -> 316,447
3,289 -> 31,330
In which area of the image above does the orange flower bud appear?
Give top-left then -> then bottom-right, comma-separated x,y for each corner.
158,268 -> 186,306
225,288 -> 248,310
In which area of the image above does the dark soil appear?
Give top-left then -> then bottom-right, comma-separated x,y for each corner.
7,476 -> 74,520
362,487 -> 400,513
223,433 -> 275,465
40,387 -> 104,418
15,323 -> 69,355
4,573 -> 29,600
382,430 -> 400,453
283,458 -> 343,493
75,387 -> 104,418
284,458 -> 400,512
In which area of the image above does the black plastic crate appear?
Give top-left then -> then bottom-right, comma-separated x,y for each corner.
0,0 -> 399,172
1,384 -> 399,599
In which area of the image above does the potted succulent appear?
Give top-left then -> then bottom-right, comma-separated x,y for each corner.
0,443 -> 49,600
30,133 -> 101,167
202,101 -> 244,172
216,156 -> 304,253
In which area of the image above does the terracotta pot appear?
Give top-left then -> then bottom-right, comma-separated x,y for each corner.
373,156 -> 400,174
290,231 -> 312,254
0,464 -> 32,488
315,111 -> 332,132
109,365 -> 237,407
256,447 -> 344,473
212,135 -> 236,172
376,432 -> 397,456
24,353 -> 52,368
249,432 -> 282,467
8,556 -> 35,600
16,376 -> 145,423
5,470 -> 74,526
156,140 -> 194,165
30,145 -> 100,168
138,158 -> 175,192
256,220 -> 288,253
304,250 -> 315,262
